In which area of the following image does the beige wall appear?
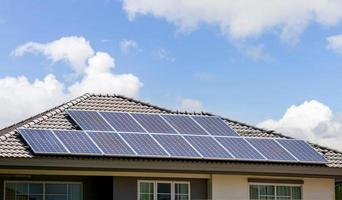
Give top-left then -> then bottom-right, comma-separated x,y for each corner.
211,175 -> 335,200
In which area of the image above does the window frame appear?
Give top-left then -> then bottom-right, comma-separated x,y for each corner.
3,180 -> 83,200
248,182 -> 303,200
137,180 -> 190,200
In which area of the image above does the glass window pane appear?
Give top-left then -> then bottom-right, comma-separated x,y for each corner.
45,184 -> 67,195
45,195 -> 68,200
140,194 -> 154,200
29,194 -> 44,200
16,194 -> 29,200
16,183 -> 29,194
276,186 -> 291,200
68,184 -> 82,200
157,183 -> 171,193
29,184 -> 43,194
5,183 -> 16,200
157,194 -> 171,200
291,187 -> 302,200
175,194 -> 189,200
140,182 -> 154,193
175,183 -> 189,194
250,185 -> 259,200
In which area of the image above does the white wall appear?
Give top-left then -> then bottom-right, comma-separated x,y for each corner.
211,175 -> 335,200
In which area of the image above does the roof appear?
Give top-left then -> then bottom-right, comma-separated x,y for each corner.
0,93 -> 341,168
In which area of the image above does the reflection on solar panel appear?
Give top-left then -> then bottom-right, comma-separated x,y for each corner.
120,133 -> 168,156
18,129 -> 68,154
100,112 -> 145,133
246,138 -> 296,161
162,115 -> 208,135
185,136 -> 232,158
192,116 -> 239,136
153,134 -> 201,157
131,113 -> 177,134
54,130 -> 102,154
215,137 -> 264,160
87,131 -> 135,156
277,139 -> 327,163
67,110 -> 113,131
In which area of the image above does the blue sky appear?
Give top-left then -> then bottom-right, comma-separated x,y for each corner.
1,0 -> 342,149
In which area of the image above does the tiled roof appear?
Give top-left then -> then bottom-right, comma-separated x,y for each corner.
1,93 -> 341,168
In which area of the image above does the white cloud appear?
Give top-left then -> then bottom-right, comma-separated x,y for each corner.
0,36 -> 143,129
178,98 -> 203,112
241,44 -> 273,61
258,100 -> 342,151
0,74 -> 66,128
68,52 -> 142,97
327,34 -> 342,54
13,36 -> 95,73
123,0 -> 342,42
156,48 -> 175,62
120,39 -> 138,54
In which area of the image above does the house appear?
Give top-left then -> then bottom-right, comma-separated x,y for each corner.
0,93 -> 341,200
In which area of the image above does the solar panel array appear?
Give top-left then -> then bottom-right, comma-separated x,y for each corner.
18,130 -> 327,164
67,110 -> 239,136
18,110 -> 327,164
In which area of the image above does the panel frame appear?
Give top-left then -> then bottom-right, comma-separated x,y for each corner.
191,115 -> 240,136
66,109 -> 114,131
275,138 -> 328,164
86,131 -> 137,157
53,129 -> 104,155
98,111 -> 146,133
18,128 -> 70,155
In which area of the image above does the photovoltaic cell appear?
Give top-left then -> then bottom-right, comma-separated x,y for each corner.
153,134 -> 201,157
120,133 -> 168,156
19,129 -> 67,154
67,110 -> 113,131
54,130 -> 102,154
185,136 -> 232,158
192,116 -> 239,136
277,139 -> 327,163
87,131 -> 135,156
131,113 -> 177,134
246,138 -> 296,161
100,112 -> 145,133
215,137 -> 264,160
162,115 -> 208,135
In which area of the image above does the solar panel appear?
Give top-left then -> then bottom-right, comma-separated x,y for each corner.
184,136 -> 232,158
131,113 -> 177,134
215,137 -> 264,160
161,115 -> 208,135
100,112 -> 145,133
54,130 -> 102,154
67,110 -> 113,131
192,116 -> 239,136
153,134 -> 201,157
19,129 -> 68,154
87,131 -> 135,156
277,139 -> 327,163
246,138 -> 296,161
120,133 -> 168,156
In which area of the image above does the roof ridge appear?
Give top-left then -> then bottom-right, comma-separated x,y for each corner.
0,93 -> 92,140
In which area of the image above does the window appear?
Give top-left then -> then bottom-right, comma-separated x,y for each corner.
139,181 -> 154,200
249,184 -> 302,200
138,181 -> 190,200
4,181 -> 82,200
